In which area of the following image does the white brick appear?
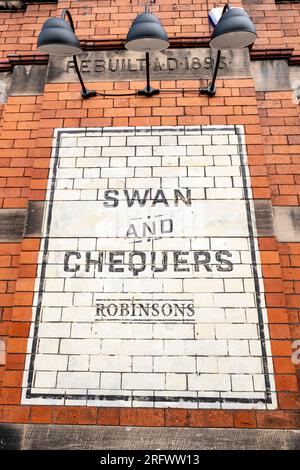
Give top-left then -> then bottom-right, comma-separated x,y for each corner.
101,373 -> 121,389
231,374 -> 254,391
153,145 -> 186,156
60,339 -> 100,354
179,136 -> 211,145
204,145 -> 238,155
165,373 -> 187,390
68,355 -> 90,371
215,323 -> 258,339
161,135 -> 177,145
121,340 -> 163,355
224,279 -> 244,293
195,324 -> 215,339
101,167 -> 134,178
41,307 -> 62,322
136,146 -> 153,156
38,322 -> 71,338
34,371 -> 57,388
80,190 -> 98,200
186,146 -> 204,156
34,354 -> 68,371
59,147 -> 84,157
102,146 -> 135,157
92,323 -> 133,339
132,324 -> 153,339
218,357 -> 262,374
163,340 -> 185,355
90,355 -> 131,372
188,374 -> 230,391
57,372 -> 99,389
153,167 -> 186,177
57,168 -> 83,179
206,166 -> 240,176
212,135 -> 229,145
38,339 -> 59,354
110,136 -> 126,146
180,156 -> 213,167
213,293 -> 255,308
125,177 -> 160,188
77,137 -> 109,147
122,373 -> 165,390
153,324 -> 194,339
154,356 -> 196,372
180,177 -> 214,188
183,279 -> 224,293
253,374 -> 266,391
228,340 -> 250,356
184,340 -> 227,356
225,308 -> 246,323
132,356 -> 153,372
101,339 -> 123,355
206,188 -> 243,199
127,136 -> 160,146
196,357 -> 219,373
84,147 -> 101,157
187,167 -> 205,177
71,323 -> 92,338
214,177 -> 233,188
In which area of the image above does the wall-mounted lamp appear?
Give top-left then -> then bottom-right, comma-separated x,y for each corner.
201,3 -> 256,97
125,5 -> 169,97
36,4 -> 256,100
37,9 -> 97,99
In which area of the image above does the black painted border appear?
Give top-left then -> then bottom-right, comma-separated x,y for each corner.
24,125 -> 273,406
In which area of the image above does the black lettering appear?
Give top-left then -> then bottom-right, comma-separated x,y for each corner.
96,303 -> 105,317
174,188 -> 191,206
124,189 -> 150,207
126,224 -> 138,237
107,304 -> 118,316
161,218 -> 173,234
109,251 -> 125,272
194,251 -> 212,272
129,251 -> 146,276
120,303 -> 130,316
174,251 -> 189,272
151,303 -> 160,316
142,221 -> 155,236
152,189 -> 169,206
138,303 -> 150,316
104,189 -> 119,208
151,251 -> 168,273
216,250 -> 233,271
186,303 -> 195,316
85,251 -> 103,272
162,303 -> 172,316
64,251 -> 81,272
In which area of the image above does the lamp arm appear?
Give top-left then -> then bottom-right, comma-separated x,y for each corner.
200,3 -> 230,97
60,9 -> 97,99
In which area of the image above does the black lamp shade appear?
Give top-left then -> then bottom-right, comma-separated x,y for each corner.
125,12 -> 169,52
37,17 -> 82,55
210,8 -> 256,50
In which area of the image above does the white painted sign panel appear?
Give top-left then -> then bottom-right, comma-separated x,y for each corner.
22,125 -> 276,409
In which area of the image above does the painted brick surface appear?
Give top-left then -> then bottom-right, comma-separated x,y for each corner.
21,126 -> 276,409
